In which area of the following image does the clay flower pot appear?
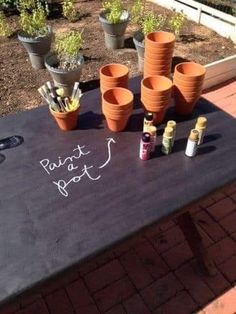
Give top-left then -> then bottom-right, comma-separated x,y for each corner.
102,87 -> 133,132
173,62 -> 205,115
50,107 -> 79,131
100,63 -> 129,94
141,76 -> 172,124
145,31 -> 175,49
174,62 -> 206,82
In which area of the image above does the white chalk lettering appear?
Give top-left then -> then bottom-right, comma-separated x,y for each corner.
53,165 -> 101,197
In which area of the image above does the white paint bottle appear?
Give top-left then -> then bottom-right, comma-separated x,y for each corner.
167,120 -> 176,147
161,127 -> 173,155
143,112 -> 153,132
195,116 -> 207,145
185,129 -> 199,157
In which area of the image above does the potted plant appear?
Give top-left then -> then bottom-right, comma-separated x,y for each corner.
99,0 -> 129,49
132,10 -> 166,71
17,0 -> 52,69
45,30 -> 84,97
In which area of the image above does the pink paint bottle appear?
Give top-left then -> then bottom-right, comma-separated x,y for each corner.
139,132 -> 151,160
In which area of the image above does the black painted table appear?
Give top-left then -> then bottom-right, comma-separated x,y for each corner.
0,76 -> 235,306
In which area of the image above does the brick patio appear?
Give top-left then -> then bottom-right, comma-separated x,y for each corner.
0,79 -> 235,314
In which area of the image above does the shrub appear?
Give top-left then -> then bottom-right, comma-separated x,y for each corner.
62,0 -> 79,22
55,30 -> 83,70
141,12 -> 166,36
17,0 -> 49,37
0,0 -> 17,11
0,10 -> 12,36
168,11 -> 186,37
102,0 -> 125,24
130,0 -> 145,25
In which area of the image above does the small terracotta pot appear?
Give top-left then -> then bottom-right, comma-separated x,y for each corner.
144,49 -> 174,60
144,67 -> 171,78
50,107 -> 79,131
173,82 -> 203,93
153,108 -> 167,124
173,76 -> 204,88
102,104 -> 132,115
174,88 -> 202,100
144,59 -> 172,69
174,62 -> 206,82
144,55 -> 173,66
101,79 -> 128,94
145,31 -> 175,48
141,75 -> 172,96
141,97 -> 169,109
104,110 -> 131,132
141,91 -> 170,102
102,87 -> 134,109
100,63 -> 129,82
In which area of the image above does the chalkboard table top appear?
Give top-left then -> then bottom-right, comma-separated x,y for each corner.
0,76 -> 235,305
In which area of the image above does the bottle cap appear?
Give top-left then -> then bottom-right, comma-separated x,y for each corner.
189,129 -> 199,141
167,120 -> 176,129
149,126 -> 157,136
142,132 -> 151,142
145,112 -> 153,121
196,116 -> 207,129
164,127 -> 173,137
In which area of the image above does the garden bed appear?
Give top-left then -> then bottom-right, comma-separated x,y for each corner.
0,0 -> 235,116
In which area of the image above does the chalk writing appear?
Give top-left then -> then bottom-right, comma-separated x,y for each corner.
39,138 -> 116,197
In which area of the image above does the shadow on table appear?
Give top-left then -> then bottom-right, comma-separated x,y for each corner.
0,154 -> 5,164
78,111 -> 104,130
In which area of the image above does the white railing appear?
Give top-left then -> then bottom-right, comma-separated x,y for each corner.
151,0 -> 236,43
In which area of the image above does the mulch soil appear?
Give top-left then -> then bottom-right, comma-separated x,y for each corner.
0,0 -> 235,116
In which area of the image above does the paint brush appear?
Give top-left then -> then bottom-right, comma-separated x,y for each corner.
71,82 -> 80,100
46,81 -> 56,97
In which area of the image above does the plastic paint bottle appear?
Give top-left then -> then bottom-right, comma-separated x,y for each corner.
185,129 -> 199,157
139,132 -> 152,160
161,127 -> 173,155
195,116 -> 207,145
143,112 -> 153,132
149,126 -> 157,153
167,120 -> 176,147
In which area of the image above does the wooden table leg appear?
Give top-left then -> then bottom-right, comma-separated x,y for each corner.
177,211 -> 217,276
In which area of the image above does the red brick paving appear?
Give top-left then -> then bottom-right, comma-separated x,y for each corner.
1,80 -> 236,314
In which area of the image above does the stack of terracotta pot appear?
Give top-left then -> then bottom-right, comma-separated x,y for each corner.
144,31 -> 176,79
99,63 -> 129,94
102,87 -> 134,132
141,75 -> 173,124
173,62 -> 206,115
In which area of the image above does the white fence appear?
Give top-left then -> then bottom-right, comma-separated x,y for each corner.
151,0 -> 236,43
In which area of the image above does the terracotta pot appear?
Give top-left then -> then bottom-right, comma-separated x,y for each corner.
141,91 -> 170,102
144,49 -> 174,60
101,79 -> 128,93
102,104 -> 132,115
174,88 -> 202,99
144,59 -> 172,69
174,62 -> 206,82
153,108 -> 167,124
173,76 -> 204,88
173,83 -> 203,93
144,67 -> 171,78
141,75 -> 172,96
141,97 -> 169,109
102,87 -> 133,109
50,107 -> 79,131
145,31 -> 175,48
144,55 -> 173,65
104,112 -> 131,132
100,63 -> 129,83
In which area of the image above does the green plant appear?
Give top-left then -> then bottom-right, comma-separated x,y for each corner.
168,11 -> 186,37
102,0 -> 124,24
0,0 -> 18,10
141,12 -> 166,36
55,30 -> 83,70
17,0 -> 49,37
130,0 -> 145,25
0,10 -> 12,36
62,0 -> 79,22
